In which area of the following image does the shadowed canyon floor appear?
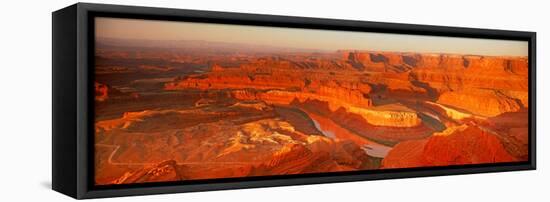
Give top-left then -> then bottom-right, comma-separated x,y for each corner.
94,40 -> 528,185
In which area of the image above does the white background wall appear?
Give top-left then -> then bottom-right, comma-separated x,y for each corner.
0,0 -> 547,201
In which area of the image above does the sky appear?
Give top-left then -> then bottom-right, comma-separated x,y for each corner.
95,17 -> 528,56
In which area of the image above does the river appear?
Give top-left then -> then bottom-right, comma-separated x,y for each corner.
305,110 -> 392,158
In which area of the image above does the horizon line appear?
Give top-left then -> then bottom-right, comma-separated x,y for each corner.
96,37 -> 528,58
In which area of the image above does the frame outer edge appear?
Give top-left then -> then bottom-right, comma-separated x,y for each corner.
67,2 -> 537,199
52,4 -> 79,199
530,32 -> 536,169
76,3 -> 90,199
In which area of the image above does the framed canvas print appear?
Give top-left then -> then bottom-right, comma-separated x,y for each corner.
52,3 -> 536,199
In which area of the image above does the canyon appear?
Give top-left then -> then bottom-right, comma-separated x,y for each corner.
94,40 -> 529,185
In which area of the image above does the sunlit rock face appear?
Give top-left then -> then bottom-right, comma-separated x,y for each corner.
381,125 -> 517,168
95,108 -> 371,184
164,57 -> 429,129
437,88 -> 523,117
95,43 -> 528,185
167,52 -> 528,117
406,54 -> 528,117
481,111 -> 529,160
229,89 -> 421,128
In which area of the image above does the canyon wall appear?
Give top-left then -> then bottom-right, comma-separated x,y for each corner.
381,124 -> 517,168
95,46 -> 528,184
437,88 -> 523,117
165,59 -> 429,128
342,51 -> 528,117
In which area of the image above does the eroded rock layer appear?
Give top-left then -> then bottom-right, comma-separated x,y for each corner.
95,106 -> 371,184
95,44 -> 528,185
381,124 -> 517,168
166,52 -> 528,118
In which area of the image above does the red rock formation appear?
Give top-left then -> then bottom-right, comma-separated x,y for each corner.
95,107 -> 372,185
165,73 -> 307,91
95,47 -> 529,184
402,53 -> 528,117
340,51 -> 527,74
94,82 -> 136,102
221,52 -> 527,119
415,54 -> 465,69
111,160 -> 181,184
382,124 -> 518,168
230,89 -> 426,128
344,51 -> 411,72
299,100 -> 434,145
166,53 -> 528,115
339,51 -> 528,94
410,68 -> 527,91
437,88 -> 523,117
138,64 -> 174,72
95,82 -> 109,101
107,138 -> 372,185
480,111 -> 529,160
165,59 -> 442,128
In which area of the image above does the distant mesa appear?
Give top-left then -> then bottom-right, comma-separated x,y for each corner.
138,65 -> 174,72
165,51 -> 527,122
94,82 -> 137,102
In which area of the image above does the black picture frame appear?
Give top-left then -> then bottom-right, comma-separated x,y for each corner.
52,2 -> 536,199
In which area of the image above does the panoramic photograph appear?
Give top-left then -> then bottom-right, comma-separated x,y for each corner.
93,17 -> 529,185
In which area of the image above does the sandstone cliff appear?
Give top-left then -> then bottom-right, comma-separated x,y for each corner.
381,124 -> 517,168
95,106 -> 373,185
437,88 -> 523,117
